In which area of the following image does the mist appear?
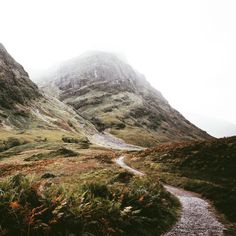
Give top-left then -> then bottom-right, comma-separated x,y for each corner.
1,0 -> 236,137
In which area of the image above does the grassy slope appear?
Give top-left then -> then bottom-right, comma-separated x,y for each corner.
74,91 -> 163,147
127,137 -> 236,230
0,133 -> 180,236
70,90 -> 209,147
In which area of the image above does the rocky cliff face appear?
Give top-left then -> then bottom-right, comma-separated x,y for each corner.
40,52 -> 211,147
0,43 -> 41,109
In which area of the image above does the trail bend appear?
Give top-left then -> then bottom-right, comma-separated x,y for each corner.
116,156 -> 225,236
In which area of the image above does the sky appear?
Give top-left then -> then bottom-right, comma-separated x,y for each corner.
1,0 -> 236,137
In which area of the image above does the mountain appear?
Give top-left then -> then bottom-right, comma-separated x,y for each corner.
0,44 -> 141,150
40,52 -> 210,147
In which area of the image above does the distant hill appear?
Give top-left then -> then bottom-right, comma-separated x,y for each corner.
39,52 -> 211,147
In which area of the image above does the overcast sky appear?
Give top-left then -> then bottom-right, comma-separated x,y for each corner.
1,0 -> 236,137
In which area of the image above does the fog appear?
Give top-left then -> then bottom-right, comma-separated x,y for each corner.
1,0 -> 236,137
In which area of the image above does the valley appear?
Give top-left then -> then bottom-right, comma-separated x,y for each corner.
0,43 -> 235,235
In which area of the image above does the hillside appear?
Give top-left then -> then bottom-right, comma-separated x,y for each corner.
127,136 -> 236,225
0,43 -> 101,146
39,52 -> 210,147
0,44 -> 232,235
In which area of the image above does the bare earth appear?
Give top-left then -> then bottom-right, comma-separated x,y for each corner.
89,132 -> 144,150
116,156 -> 225,236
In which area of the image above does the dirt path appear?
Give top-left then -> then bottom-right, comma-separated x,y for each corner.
115,156 -> 225,236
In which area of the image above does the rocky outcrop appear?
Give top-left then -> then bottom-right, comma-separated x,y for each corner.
0,43 -> 41,109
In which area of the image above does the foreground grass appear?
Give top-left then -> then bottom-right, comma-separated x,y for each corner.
0,135 -> 180,236
0,171 -> 179,236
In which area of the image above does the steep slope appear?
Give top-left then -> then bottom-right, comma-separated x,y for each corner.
40,52 -> 210,147
0,44 -> 97,143
0,43 -> 41,109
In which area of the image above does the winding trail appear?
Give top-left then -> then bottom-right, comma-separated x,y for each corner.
116,156 -> 225,236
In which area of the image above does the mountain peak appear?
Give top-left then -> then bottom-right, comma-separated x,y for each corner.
55,51 -> 138,81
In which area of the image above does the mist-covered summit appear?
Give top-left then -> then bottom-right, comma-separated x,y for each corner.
41,51 -> 165,101
40,51 -> 210,146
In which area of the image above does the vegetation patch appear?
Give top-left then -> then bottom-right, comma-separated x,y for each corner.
112,171 -> 134,183
24,147 -> 78,161
0,137 -> 29,152
62,136 -> 90,150
34,136 -> 47,142
0,172 -> 179,236
94,153 -> 115,164
91,117 -> 108,132
128,137 -> 236,224
62,136 -> 80,143
41,172 -> 56,179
